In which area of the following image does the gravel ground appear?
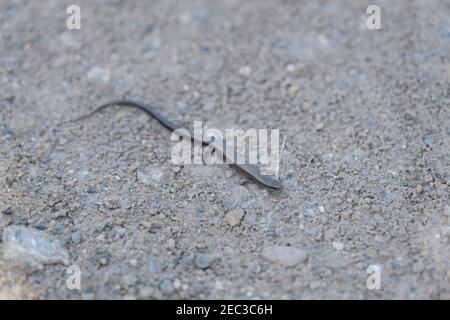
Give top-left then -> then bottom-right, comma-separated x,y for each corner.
0,0 -> 449,299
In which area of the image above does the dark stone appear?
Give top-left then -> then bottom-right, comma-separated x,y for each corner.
2,207 -> 13,215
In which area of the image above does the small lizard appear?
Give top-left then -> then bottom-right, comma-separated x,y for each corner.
70,100 -> 282,189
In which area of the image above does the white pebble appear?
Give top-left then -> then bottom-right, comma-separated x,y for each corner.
224,208 -> 245,227
2,226 -> 69,266
261,245 -> 308,266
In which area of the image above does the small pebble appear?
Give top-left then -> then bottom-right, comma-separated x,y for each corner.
137,167 -> 164,186
171,166 -> 181,173
130,259 -> 138,267
415,184 -> 423,194
261,245 -> 308,267
2,226 -> 70,265
285,64 -> 296,72
99,257 -> 108,266
159,279 -> 175,295
238,66 -> 251,77
195,254 -> 214,269
71,232 -> 82,245
225,170 -> 234,178
167,238 -> 176,248
224,208 -> 245,227
54,210 -> 67,218
315,122 -> 325,131
35,224 -> 47,231
2,207 -> 13,215
173,279 -> 182,289
332,241 -> 344,251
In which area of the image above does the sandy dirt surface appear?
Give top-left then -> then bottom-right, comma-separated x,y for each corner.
0,0 -> 449,299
